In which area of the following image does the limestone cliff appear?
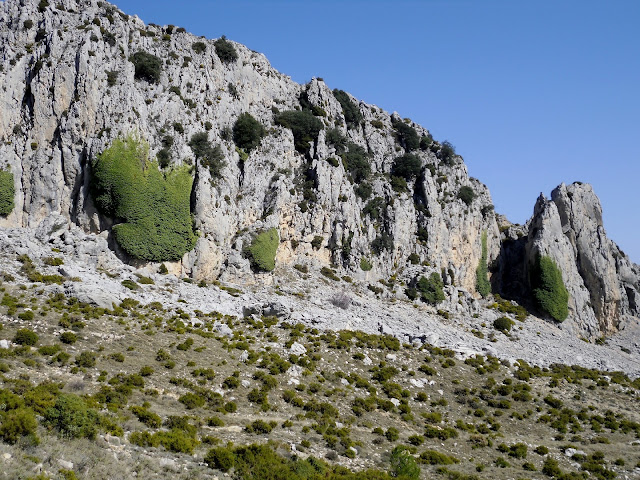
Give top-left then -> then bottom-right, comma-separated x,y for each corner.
494,182 -> 640,338
0,0 -> 499,292
0,0 -> 638,338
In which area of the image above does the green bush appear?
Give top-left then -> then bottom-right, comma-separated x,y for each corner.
342,142 -> 371,183
0,169 -> 15,217
416,273 -> 445,305
419,449 -> 460,465
439,141 -> 456,165
391,153 -> 422,180
333,89 -> 362,128
60,331 -> 77,344
360,257 -> 373,271
91,135 -> 197,261
214,36 -> 238,63
390,446 -> 421,479
275,110 -> 323,156
75,351 -> 96,368
531,254 -> 569,321
493,316 -> 514,333
129,51 -> 162,83
189,132 -> 225,178
325,127 -> 347,153
0,407 -> 38,444
458,186 -> 476,206
476,232 -> 491,297
245,419 -> 275,434
121,279 -> 139,291
179,393 -> 205,409
363,196 -> 385,220
233,113 -> 265,152
372,233 -> 394,255
44,394 -> 99,439
18,310 -> 34,321
355,182 -> 372,200
247,228 -> 279,272
392,121 -> 420,151
192,41 -> 206,54
205,447 -> 235,472
14,328 -> 38,346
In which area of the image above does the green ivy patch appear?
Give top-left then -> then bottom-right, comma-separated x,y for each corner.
91,135 -> 197,262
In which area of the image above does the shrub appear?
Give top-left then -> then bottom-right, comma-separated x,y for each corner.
205,447 -> 235,472
129,51 -> 162,83
439,140 -> 456,165
192,41 -> 206,54
419,449 -> 459,465
531,254 -> 569,321
60,331 -> 77,344
0,407 -> 38,444
458,186 -> 476,206
247,228 -> 279,272
245,419 -> 275,434
75,351 -> 96,368
392,121 -> 420,151
476,232 -> 491,297
391,153 -> 422,181
18,310 -> 34,320
43,256 -> 63,266
372,233 -> 394,255
416,273 -> 445,305
179,393 -> 205,409
214,36 -> 238,63
14,328 -> 38,346
275,110 -> 323,156
0,169 -> 15,217
360,257 -> 373,271
189,132 -> 225,178
355,182 -> 372,200
363,196 -> 385,220
333,89 -> 362,128
24,19 -> 34,29
390,446 -> 421,479
121,279 -> 139,291
91,135 -> 197,261
493,316 -> 514,333
325,128 -> 347,153
44,394 -> 99,439
130,406 -> 161,428
233,113 -> 265,152
342,143 -> 371,183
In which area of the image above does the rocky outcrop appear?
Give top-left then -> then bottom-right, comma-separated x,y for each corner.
0,0 -> 499,294
495,182 -> 640,338
0,0 -> 637,339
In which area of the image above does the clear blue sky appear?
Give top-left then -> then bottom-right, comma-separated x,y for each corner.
113,0 -> 640,263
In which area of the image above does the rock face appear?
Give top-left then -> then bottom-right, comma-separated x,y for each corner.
0,0 -> 499,293
0,0 -> 638,338
495,182 -> 640,338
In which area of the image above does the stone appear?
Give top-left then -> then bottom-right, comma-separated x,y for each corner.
290,342 -> 306,355
212,322 -> 234,338
58,460 -> 74,470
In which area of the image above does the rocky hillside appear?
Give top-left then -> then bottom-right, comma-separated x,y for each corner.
0,0 -> 638,339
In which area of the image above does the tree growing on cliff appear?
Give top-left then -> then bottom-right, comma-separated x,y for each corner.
0,169 -> 15,217
530,254 -> 569,321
